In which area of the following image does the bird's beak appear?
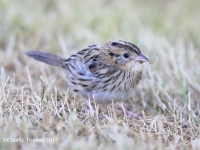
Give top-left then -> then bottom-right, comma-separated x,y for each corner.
134,53 -> 149,63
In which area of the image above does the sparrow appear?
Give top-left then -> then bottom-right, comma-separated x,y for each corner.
26,40 -> 150,117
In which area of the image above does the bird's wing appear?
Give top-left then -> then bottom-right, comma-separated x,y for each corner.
63,45 -> 117,92
63,55 -> 101,92
65,44 -> 114,75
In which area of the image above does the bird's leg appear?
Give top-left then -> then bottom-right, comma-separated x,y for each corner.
116,102 -> 141,119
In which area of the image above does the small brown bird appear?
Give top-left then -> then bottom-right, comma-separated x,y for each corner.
26,40 -> 150,117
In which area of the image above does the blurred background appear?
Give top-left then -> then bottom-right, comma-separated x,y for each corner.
0,0 -> 199,51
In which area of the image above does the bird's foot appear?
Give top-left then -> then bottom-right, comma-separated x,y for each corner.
115,102 -> 142,119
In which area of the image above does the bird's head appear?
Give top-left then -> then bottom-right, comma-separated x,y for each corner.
101,40 -> 150,71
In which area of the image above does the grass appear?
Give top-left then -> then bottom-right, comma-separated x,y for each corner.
0,0 -> 200,149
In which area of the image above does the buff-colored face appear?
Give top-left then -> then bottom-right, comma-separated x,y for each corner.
100,40 -> 149,70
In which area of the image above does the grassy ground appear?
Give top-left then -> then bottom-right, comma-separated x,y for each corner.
0,0 -> 200,149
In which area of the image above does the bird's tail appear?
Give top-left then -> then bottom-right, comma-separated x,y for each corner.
25,50 -> 64,67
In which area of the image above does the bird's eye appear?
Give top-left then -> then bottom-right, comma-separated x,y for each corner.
123,53 -> 129,58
